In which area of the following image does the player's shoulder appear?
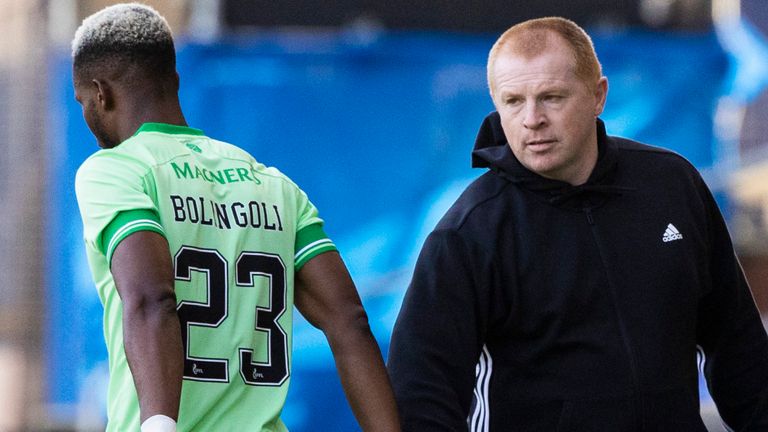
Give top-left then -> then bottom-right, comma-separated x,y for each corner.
75,144 -> 151,187
213,138 -> 307,194
78,132 -> 181,171
204,137 -> 252,161
219,141 -> 298,189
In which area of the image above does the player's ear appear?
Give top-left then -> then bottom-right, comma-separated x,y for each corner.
92,78 -> 115,111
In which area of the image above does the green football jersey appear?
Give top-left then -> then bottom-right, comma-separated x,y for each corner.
75,123 -> 337,431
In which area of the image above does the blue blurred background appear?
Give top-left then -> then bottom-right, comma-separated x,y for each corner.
2,0 -> 768,431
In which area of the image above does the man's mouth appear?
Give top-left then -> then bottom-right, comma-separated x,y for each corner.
525,139 -> 557,150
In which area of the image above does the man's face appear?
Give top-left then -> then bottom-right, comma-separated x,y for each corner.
73,73 -> 119,149
491,35 -> 607,185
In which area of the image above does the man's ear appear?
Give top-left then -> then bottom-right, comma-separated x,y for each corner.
92,78 -> 115,111
593,76 -> 608,117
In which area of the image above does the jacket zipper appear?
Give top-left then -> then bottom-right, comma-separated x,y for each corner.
584,207 -> 644,430
585,207 -> 595,225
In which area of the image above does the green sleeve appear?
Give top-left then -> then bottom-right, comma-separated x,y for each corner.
100,209 -> 166,265
75,150 -> 161,261
293,185 -> 336,269
294,222 -> 337,270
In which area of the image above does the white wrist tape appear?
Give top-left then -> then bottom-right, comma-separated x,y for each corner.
141,414 -> 177,432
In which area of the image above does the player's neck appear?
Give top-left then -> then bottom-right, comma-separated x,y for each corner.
119,99 -> 188,143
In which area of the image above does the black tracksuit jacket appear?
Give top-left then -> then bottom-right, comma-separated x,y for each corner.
387,113 -> 768,431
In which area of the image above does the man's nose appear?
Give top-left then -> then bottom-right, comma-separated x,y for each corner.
523,101 -> 546,130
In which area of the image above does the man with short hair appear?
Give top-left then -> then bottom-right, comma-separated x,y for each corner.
388,17 -> 768,430
72,4 -> 400,431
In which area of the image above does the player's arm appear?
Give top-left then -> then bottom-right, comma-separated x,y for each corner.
111,230 -> 184,430
295,251 -> 400,432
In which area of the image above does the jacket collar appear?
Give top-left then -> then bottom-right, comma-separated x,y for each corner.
471,112 -> 625,206
134,122 -> 205,137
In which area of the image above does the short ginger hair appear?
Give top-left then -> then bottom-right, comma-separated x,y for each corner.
487,17 -> 603,96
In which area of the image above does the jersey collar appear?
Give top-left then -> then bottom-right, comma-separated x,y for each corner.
134,122 -> 205,137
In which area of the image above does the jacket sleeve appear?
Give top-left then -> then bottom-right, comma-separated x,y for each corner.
387,229 -> 493,432
696,182 -> 768,430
